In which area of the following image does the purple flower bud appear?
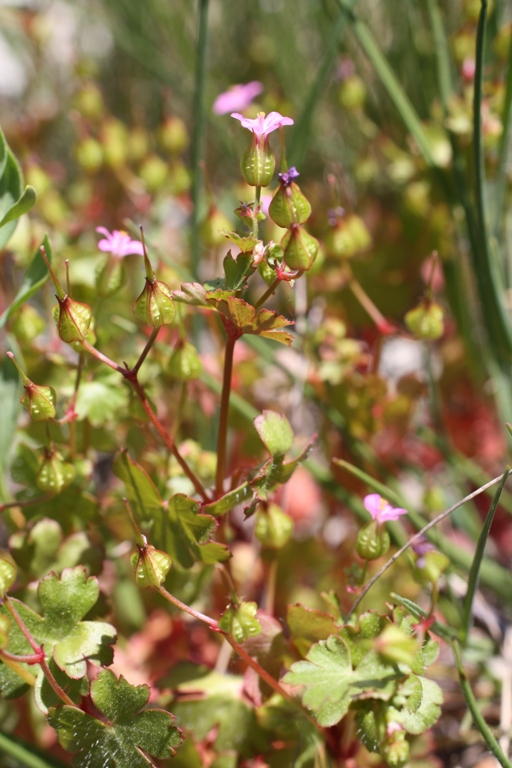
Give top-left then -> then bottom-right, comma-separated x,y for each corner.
278,167 -> 300,187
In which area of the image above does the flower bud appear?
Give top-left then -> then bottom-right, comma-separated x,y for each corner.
405,300 -> 444,340
381,728 -> 409,768
356,520 -> 390,560
52,296 -> 93,343
281,224 -> 319,270
167,341 -> 202,381
241,135 -> 275,187
131,544 -> 172,588
199,205 -> 233,247
36,448 -> 76,494
8,352 -> 56,422
269,168 -> 312,228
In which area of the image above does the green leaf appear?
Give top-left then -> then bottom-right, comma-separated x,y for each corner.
48,668 -> 182,768
283,619 -> 404,726
286,604 -> 339,657
222,250 -> 254,290
283,635 -> 354,726
164,494 -> 230,568
219,601 -> 262,643
113,450 -> 164,524
171,667 -> 270,758
0,234 -> 53,331
210,296 -> 295,345
0,567 -> 116,706
257,694 -> 325,768
392,675 -> 443,734
74,368 -> 129,426
0,149 -> 23,250
254,410 -> 294,457
0,184 -> 37,229
172,282 -> 234,308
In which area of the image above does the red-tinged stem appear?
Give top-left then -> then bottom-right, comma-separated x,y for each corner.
157,585 -> 219,629
132,327 -> 159,375
3,598 -> 76,707
80,339 -> 127,375
0,649 -> 45,665
0,494 -> 53,513
253,277 -> 281,311
225,633 -> 293,703
215,335 -> 236,497
81,338 -> 209,501
347,272 -> 390,330
129,378 -> 209,501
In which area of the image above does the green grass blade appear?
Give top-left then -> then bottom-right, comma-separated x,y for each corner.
335,0 -> 437,167
452,640 -> 512,768
190,0 -> 209,281
0,730 -> 68,768
460,468 -> 509,643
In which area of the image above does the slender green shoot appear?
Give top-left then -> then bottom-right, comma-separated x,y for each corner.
0,730 -> 68,768
452,640 -> 512,768
493,31 -> 512,238
460,467 -> 509,643
190,0 -> 209,280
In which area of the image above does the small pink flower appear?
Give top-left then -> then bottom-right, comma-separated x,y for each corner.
96,227 -> 144,258
213,81 -> 263,115
363,494 -> 408,523
231,111 -> 294,143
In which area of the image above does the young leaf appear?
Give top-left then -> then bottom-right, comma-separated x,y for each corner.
391,674 -> 443,734
223,250 -> 254,290
211,297 -> 294,345
220,231 -> 260,253
0,184 -> 37,229
0,234 -> 53,331
254,411 -> 294,458
113,450 -> 164,523
203,481 -> 252,518
164,495 -> 230,568
48,668 -> 182,768
286,604 -> 339,657
0,150 -> 23,250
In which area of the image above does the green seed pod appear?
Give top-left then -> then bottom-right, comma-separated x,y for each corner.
21,383 -> 57,422
241,136 -> 275,187
356,520 -> 390,561
133,278 -> 176,328
158,116 -> 189,155
76,137 -> 103,174
281,224 -> 319,270
167,341 -> 202,381
0,558 -> 16,598
52,296 -> 93,344
405,300 -> 444,341
131,545 -> 172,588
8,305 -> 45,342
8,352 -> 56,421
269,183 -> 311,228
36,449 -> 76,494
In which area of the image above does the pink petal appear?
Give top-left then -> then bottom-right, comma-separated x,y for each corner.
213,81 -> 263,115
379,506 -> 408,522
98,239 -> 114,252
96,226 -> 112,239
262,111 -> 294,135
363,494 -> 383,519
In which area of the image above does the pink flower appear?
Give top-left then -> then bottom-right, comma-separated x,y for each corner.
213,81 -> 263,115
96,227 -> 144,258
231,111 -> 294,143
363,494 -> 408,523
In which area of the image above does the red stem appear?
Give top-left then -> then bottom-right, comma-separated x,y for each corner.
215,335 -> 236,497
